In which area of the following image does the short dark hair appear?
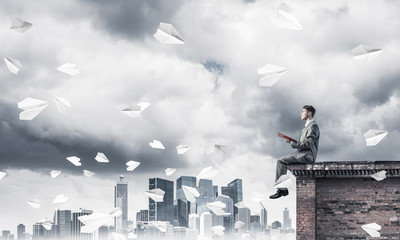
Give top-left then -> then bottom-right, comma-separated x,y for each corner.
303,105 -> 316,117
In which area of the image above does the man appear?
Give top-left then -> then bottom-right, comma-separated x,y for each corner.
269,105 -> 320,199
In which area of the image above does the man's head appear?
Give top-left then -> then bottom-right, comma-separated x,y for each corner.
301,105 -> 316,121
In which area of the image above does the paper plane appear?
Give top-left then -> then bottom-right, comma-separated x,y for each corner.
197,166 -> 218,181
145,188 -> 165,202
176,144 -> 191,154
111,232 -> 127,240
38,219 -> 53,230
363,129 -> 388,146
0,171 -> 6,180
271,10 -> 303,30
206,201 -> 227,216
251,192 -> 265,203
4,57 -> 23,75
149,140 -> 165,149
155,225 -> 167,233
121,102 -> 151,118
273,174 -> 292,189
79,212 -> 114,233
57,63 -> 80,76
83,170 -> 94,177
257,64 -> 288,87
95,152 -> 109,163
109,207 -> 122,217
153,22 -> 184,44
235,221 -> 245,229
53,194 -> 68,204
27,199 -> 40,209
66,156 -> 81,166
234,201 -> 247,209
126,160 -> 140,171
351,45 -> 383,64
50,170 -> 61,178
182,185 -> 200,203
18,98 -> 48,120
211,225 -> 225,236
53,96 -> 71,114
361,223 -> 381,237
10,18 -> 32,32
371,170 -> 387,181
165,168 -> 176,176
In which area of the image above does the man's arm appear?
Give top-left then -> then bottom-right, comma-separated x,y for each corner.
291,124 -> 319,150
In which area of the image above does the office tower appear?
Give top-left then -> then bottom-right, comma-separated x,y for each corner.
221,179 -> 242,217
176,176 -> 196,227
2,231 -> 10,240
148,177 -> 174,223
283,207 -> 289,229
260,208 -> 268,230
250,214 -> 260,223
200,212 -> 212,239
32,223 -> 54,240
72,208 -> 93,240
115,175 -> 128,233
214,195 -> 234,235
17,224 -> 25,240
198,179 -> 214,202
98,226 -> 108,240
136,209 -> 149,222
271,221 -> 282,229
237,207 -> 250,233
212,185 -> 218,199
188,214 -> 200,231
54,209 -> 72,239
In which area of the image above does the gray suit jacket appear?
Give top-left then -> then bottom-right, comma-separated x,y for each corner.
290,121 -> 320,163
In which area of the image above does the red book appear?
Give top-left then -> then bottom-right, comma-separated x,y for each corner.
278,132 -> 297,142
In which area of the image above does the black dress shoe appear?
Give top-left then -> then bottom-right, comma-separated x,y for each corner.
269,189 -> 289,199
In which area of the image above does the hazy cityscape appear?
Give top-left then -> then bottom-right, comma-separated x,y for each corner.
1,175 -> 295,240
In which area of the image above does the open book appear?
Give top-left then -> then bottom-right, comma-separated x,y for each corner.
278,132 -> 297,142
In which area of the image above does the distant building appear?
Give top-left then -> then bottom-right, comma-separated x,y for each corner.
98,226 -> 109,240
188,214 -> 200,231
283,207 -> 291,229
213,185 -> 218,199
7,234 -> 15,240
149,177 -> 174,224
250,214 -> 260,223
271,221 -> 282,229
200,212 -> 212,239
32,223 -> 54,240
214,195 -> 234,235
237,207 -> 250,233
221,179 -> 242,217
136,209 -> 149,222
53,209 -> 72,239
260,207 -> 268,231
176,176 -> 196,227
17,224 -> 25,240
115,175 -> 128,233
198,179 -> 214,202
2,231 -> 10,240
72,208 -> 93,240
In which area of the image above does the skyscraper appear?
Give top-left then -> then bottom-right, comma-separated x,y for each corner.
17,224 -> 25,240
237,207 -> 250,233
2,231 -> 10,240
136,209 -> 149,222
221,179 -> 242,217
176,176 -> 196,227
115,175 -> 128,233
215,195 -> 234,235
260,207 -> 268,231
54,209 -> 72,240
200,212 -> 212,239
198,179 -> 214,202
283,207 -> 290,229
148,177 -> 174,223
72,209 -> 93,240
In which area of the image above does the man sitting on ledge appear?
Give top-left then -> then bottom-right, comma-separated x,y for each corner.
270,105 -> 320,199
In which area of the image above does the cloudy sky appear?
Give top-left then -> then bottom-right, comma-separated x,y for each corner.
1,0 -> 400,234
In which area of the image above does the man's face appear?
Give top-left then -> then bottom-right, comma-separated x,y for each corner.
301,108 -> 311,121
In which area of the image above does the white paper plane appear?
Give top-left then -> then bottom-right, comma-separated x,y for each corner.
211,225 -> 225,236
149,140 -> 165,149
27,199 -> 41,209
271,10 -> 303,30
145,188 -> 165,202
197,166 -> 218,181
18,98 -> 48,120
235,221 -> 245,229
273,174 -> 292,189
176,144 -> 191,154
361,223 -> 381,237
371,170 -> 387,181
57,63 -> 80,76
111,232 -> 127,240
165,168 -> 176,176
121,102 -> 151,118
53,96 -> 71,114
257,64 -> 288,87
95,152 -> 109,163
50,170 -> 61,178
206,201 -> 228,216
182,185 -> 200,203
38,219 -> 53,230
10,18 -> 32,32
79,212 -> 113,233
66,156 -> 81,166
126,160 -> 140,171
109,207 -> 122,217
251,192 -> 265,203
153,22 -> 184,44
351,45 -> 383,64
53,194 -> 68,204
4,57 -> 23,75
0,171 -> 6,180
83,170 -> 94,177
363,129 -> 388,146
234,201 -> 247,209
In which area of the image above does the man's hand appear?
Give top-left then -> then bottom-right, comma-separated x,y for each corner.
284,137 -> 291,143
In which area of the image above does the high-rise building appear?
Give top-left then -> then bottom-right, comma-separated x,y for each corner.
2,231 -> 10,240
136,209 -> 149,222
221,179 -> 242,217
260,207 -> 268,231
272,221 -> 282,229
188,214 -> 200,231
283,207 -> 289,229
212,186 -> 218,199
17,224 -> 25,240
215,195 -> 234,235
32,223 -> 54,240
237,207 -> 250,233
54,209 -> 72,240
198,179 -> 214,202
176,176 -> 196,227
250,214 -> 260,223
200,212 -> 212,239
72,208 -> 93,240
8,234 -> 15,240
148,177 -> 174,224
115,175 -> 128,233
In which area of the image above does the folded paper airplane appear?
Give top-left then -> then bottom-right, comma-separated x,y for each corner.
153,22 -> 184,44
257,64 -> 288,87
18,98 -> 48,120
10,18 -> 32,32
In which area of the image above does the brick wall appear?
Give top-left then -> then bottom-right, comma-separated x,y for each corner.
296,178 -> 316,240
